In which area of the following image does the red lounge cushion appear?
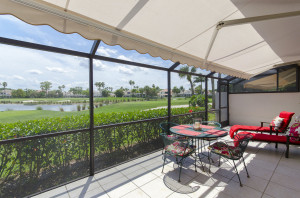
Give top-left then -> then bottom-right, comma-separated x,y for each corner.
237,132 -> 287,142
237,132 -> 300,145
278,111 -> 295,132
229,125 -> 273,138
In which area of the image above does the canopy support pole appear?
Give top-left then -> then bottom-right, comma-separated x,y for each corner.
203,10 -> 300,68
221,10 -> 300,28
203,26 -> 220,68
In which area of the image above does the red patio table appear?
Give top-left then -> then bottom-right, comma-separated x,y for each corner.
170,123 -> 228,171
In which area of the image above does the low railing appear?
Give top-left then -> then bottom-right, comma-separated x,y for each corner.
0,111 -> 206,197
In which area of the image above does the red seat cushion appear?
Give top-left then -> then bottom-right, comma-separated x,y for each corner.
237,132 -> 300,145
229,125 -> 273,138
237,132 -> 286,142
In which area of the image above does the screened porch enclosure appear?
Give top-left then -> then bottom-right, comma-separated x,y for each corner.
0,19 -> 229,197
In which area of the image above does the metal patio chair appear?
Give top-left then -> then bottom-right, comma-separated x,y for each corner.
160,133 -> 196,182
159,122 -> 181,154
208,133 -> 253,187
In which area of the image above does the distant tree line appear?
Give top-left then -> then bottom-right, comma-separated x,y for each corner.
5,80 -> 162,98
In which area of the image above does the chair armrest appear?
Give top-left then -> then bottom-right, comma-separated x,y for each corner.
260,121 -> 270,127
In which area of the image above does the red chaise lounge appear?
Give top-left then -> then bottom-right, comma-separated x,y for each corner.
229,111 -> 295,138
231,111 -> 298,158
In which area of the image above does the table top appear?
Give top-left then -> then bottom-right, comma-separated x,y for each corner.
170,124 -> 228,138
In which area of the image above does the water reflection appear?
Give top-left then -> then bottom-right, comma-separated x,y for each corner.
0,104 -> 87,112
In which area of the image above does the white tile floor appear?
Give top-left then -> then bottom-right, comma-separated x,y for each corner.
32,128 -> 300,198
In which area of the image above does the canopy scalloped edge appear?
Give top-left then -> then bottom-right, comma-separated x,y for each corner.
1,0 -> 252,79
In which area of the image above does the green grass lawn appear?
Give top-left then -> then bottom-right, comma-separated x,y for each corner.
0,98 -> 190,123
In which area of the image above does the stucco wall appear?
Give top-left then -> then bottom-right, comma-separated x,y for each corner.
229,92 -> 300,126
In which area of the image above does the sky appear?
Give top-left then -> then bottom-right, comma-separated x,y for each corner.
0,14 -> 215,92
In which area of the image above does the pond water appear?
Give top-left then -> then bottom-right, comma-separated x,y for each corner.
0,104 -> 87,112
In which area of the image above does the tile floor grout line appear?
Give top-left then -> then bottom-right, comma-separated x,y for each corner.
94,176 -> 113,198
259,145 -> 284,198
119,164 -> 154,198
64,185 -> 72,198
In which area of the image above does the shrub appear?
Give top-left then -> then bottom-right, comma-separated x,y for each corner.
189,94 -> 205,107
77,105 -> 81,111
115,89 -> 124,97
59,107 -> 64,112
0,106 -> 206,197
36,106 -> 43,110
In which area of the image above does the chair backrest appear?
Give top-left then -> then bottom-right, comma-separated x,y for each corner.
159,122 -> 179,133
278,111 -> 295,132
160,133 -> 172,147
233,134 -> 253,157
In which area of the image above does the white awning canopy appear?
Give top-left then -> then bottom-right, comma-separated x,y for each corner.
1,0 -> 300,79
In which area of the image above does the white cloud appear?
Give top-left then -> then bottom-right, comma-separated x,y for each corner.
12,36 -> 37,43
97,46 -> 117,57
117,55 -> 131,61
94,60 -> 107,71
79,60 -> 107,71
79,61 -> 88,69
12,75 -> 25,80
46,67 -> 67,73
27,69 -> 43,75
66,81 -> 89,89
118,66 -> 133,75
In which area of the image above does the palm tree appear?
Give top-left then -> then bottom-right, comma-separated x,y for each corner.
178,65 -> 196,95
179,86 -> 185,94
129,80 -> 135,97
194,76 -> 205,94
138,87 -> 144,98
95,82 -> 105,96
40,81 -> 52,96
2,82 -> 7,89
2,82 -> 7,98
61,85 -> 65,97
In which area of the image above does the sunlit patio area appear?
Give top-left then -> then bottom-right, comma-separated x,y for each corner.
32,126 -> 300,198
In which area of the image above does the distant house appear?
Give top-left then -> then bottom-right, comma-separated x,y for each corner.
123,90 -> 131,97
124,90 -> 144,97
0,89 -> 12,98
64,92 -> 87,98
158,89 -> 172,98
208,90 -> 212,96
109,93 -> 116,97
93,91 -> 102,97
178,90 -> 192,97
